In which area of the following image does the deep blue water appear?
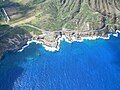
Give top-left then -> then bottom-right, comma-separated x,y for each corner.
1,35 -> 120,90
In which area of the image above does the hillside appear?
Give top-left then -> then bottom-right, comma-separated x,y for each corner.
18,0 -> 120,32
0,0 -> 120,32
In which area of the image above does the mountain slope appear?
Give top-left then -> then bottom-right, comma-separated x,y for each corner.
17,0 -> 119,36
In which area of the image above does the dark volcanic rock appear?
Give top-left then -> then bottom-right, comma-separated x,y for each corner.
0,25 -> 32,60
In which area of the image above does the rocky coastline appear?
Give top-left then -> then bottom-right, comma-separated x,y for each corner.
0,35 -> 32,60
18,28 -> 119,52
0,26 -> 32,60
0,26 -> 120,60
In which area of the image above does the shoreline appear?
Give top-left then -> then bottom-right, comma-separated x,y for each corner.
18,30 -> 120,52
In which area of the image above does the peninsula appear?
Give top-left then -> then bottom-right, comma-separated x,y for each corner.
0,0 -> 120,59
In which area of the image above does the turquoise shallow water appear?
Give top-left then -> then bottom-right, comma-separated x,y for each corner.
1,35 -> 120,90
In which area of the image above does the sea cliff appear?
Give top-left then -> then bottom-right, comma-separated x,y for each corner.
0,25 -> 32,60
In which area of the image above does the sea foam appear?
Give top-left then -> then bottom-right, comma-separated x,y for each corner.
18,30 -> 120,52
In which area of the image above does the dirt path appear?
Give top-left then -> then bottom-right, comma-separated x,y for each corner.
22,24 -> 43,31
10,16 -> 36,27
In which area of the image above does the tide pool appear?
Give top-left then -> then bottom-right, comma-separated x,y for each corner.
1,35 -> 120,90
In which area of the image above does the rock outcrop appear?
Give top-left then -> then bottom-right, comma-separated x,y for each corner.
0,25 -> 32,60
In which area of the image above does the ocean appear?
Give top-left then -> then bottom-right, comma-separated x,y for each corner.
0,34 -> 120,90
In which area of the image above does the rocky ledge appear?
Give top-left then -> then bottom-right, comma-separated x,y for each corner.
32,27 -> 118,50
0,25 -> 32,60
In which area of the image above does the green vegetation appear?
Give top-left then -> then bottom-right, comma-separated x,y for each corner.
0,14 -> 3,20
0,24 -> 32,60
64,22 -> 77,30
0,6 -> 5,22
20,25 -> 42,35
10,0 -> 46,6
0,0 -> 120,31
27,0 -> 106,31
0,24 -> 10,31
33,0 -> 46,4
28,0 -> 81,31
0,25 -> 10,36
0,24 -> 29,39
106,17 -> 112,25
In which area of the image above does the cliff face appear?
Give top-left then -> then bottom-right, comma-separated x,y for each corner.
0,25 -> 32,60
